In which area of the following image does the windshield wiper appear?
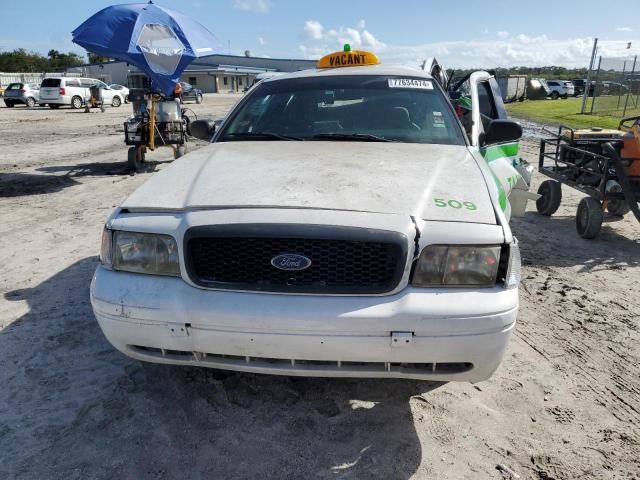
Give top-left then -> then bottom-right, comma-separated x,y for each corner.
223,132 -> 303,141
309,133 -> 397,142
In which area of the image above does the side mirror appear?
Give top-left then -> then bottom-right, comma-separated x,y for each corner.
479,119 -> 522,146
190,119 -> 216,141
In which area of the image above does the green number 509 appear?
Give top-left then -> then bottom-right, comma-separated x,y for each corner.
434,198 -> 477,210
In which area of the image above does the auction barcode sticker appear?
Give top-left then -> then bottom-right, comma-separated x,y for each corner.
388,79 -> 433,90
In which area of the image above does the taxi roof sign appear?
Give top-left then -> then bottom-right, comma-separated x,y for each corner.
317,44 -> 381,69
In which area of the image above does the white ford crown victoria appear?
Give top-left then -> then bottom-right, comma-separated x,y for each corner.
91,48 -> 532,382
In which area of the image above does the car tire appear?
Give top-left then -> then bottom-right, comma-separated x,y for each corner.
71,96 -> 83,109
111,96 -> 122,107
49,104 -> 60,109
25,97 -> 36,108
196,93 -> 203,104
576,197 -> 603,239
124,95 -> 129,103
4,101 -> 14,108
536,180 -> 562,216
550,91 -> 559,100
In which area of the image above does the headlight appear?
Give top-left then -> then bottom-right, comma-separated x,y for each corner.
105,230 -> 180,276
412,245 -> 501,287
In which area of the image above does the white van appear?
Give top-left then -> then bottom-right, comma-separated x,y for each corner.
39,77 -> 125,109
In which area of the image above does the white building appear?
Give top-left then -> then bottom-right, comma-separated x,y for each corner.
65,54 -> 317,93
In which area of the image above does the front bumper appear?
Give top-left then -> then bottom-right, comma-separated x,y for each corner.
91,266 -> 518,382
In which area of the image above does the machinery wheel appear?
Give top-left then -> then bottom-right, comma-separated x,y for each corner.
111,96 -> 122,107
605,181 -> 631,217
127,147 -> 145,172
607,200 -> 630,217
25,97 -> 36,108
550,91 -> 560,100
175,146 -> 186,158
576,197 -> 604,239
49,104 -> 60,109
536,180 -> 562,216
71,96 -> 83,109
196,93 -> 203,104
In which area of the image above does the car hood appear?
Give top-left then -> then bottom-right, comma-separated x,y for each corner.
122,141 -> 497,224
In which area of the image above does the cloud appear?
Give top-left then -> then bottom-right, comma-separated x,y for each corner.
301,19 -> 386,51
257,36 -> 267,46
298,21 -> 639,68
303,20 -> 324,40
233,0 -> 272,13
497,31 -> 510,39
616,27 -> 633,32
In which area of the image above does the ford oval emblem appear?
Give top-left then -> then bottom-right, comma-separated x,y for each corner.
271,253 -> 312,271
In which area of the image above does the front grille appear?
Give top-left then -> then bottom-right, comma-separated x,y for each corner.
185,224 -> 408,294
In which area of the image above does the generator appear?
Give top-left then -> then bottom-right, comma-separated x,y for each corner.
124,88 -> 187,172
537,116 -> 640,238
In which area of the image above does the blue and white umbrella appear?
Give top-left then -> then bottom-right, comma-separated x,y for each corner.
72,1 -> 221,96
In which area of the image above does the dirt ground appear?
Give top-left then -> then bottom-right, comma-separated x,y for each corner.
0,96 -> 638,480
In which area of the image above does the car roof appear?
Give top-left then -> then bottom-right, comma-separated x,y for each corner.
263,64 -> 434,83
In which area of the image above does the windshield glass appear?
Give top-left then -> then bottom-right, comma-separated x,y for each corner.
218,75 -> 465,145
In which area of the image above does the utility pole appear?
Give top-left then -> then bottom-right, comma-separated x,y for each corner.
581,37 -> 598,114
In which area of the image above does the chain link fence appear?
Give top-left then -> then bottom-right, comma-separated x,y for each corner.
581,55 -> 640,118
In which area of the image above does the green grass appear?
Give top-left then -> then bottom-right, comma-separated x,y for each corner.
506,97 -> 640,130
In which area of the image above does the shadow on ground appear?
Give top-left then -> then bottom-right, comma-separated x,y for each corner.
512,212 -> 640,271
0,158 -> 173,197
0,258 -> 438,479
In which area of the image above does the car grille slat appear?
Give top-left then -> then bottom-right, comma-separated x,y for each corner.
185,225 -> 407,294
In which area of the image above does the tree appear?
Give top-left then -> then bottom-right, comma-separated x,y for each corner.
0,49 -> 49,72
87,52 -> 113,64
47,50 -> 84,71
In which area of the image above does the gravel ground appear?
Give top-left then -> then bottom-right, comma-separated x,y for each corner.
0,96 -> 639,480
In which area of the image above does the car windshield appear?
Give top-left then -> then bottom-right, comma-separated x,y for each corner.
218,75 -> 466,145
7,83 -> 22,90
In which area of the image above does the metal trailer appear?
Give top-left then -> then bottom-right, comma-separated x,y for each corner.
497,75 -> 527,103
123,88 -> 188,172
536,116 -> 640,238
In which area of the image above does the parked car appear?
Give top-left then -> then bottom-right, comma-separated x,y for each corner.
3,82 -> 40,108
572,79 -> 596,97
546,80 -> 574,99
603,81 -> 629,96
109,84 -> 130,102
91,47 -> 529,383
571,79 -> 585,96
179,81 -> 203,104
39,77 -> 125,109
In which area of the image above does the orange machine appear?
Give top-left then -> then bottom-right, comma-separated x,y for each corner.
619,116 -> 640,177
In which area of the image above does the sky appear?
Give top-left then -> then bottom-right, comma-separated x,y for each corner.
0,0 -> 638,69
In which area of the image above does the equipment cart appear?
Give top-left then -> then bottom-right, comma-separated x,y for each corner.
124,89 -> 188,172
536,116 -> 640,238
